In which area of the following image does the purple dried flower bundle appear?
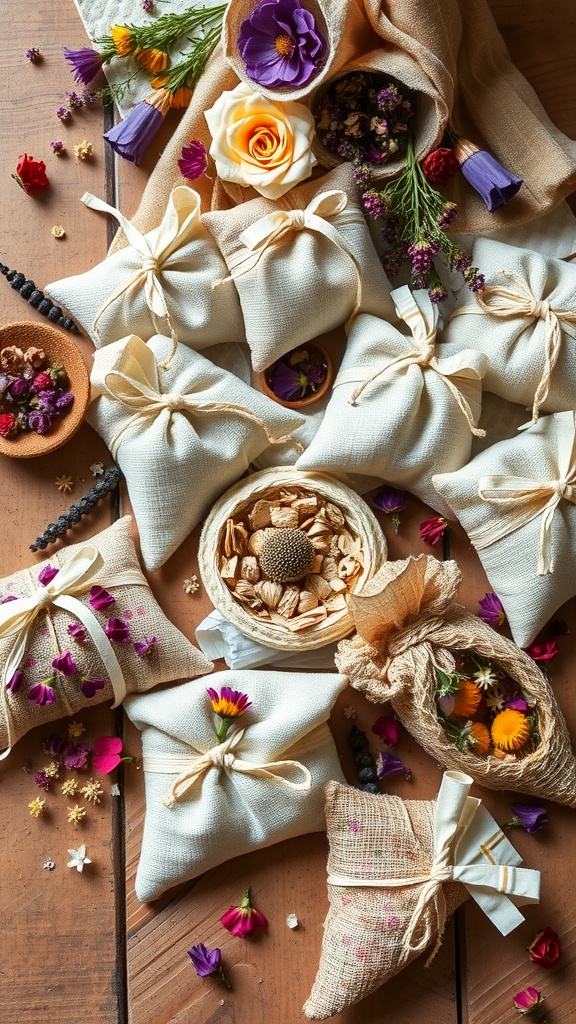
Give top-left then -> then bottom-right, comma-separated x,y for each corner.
315,72 -> 412,169
238,0 -> 325,90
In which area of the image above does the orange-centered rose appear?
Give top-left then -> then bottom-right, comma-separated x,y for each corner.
205,82 -> 316,200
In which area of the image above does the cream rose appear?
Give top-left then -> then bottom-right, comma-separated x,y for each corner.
204,82 -> 317,200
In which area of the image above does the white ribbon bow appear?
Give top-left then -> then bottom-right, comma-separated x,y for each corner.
83,186 -> 204,365
468,410 -> 576,574
99,335 -> 300,458
219,189 -> 363,325
337,287 -> 486,436
0,546 -> 146,758
327,770 -> 540,964
142,726 -> 312,808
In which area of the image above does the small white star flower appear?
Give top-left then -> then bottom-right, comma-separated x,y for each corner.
90,462 -> 104,476
43,859 -> 55,871
343,706 -> 357,720
67,843 -> 92,873
473,666 -> 499,691
485,686 -> 507,713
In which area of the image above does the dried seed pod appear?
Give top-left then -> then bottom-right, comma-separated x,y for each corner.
270,506 -> 299,529
329,577 -> 347,593
255,580 -> 283,610
310,534 -> 332,554
224,518 -> 236,559
325,502 -> 345,528
248,500 -> 272,531
235,579 -> 263,610
298,590 -> 319,614
259,528 -> 316,583
293,496 -> 319,520
312,554 -> 324,574
276,584 -> 300,618
324,593 -> 348,612
286,606 -> 328,632
320,556 -> 339,581
220,555 -> 240,584
338,530 -> 359,555
241,556 -> 260,583
305,574 -> 333,601
248,528 -> 274,556
306,519 -> 332,539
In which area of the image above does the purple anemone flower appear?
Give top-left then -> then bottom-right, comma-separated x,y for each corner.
29,678 -> 57,706
187,943 -> 222,978
376,752 -> 410,781
52,650 -> 78,676
6,669 -> 24,693
63,46 -> 104,85
456,141 -> 522,213
38,564 -> 59,586
478,592 -> 506,627
89,585 -> 115,611
178,140 -> 208,181
27,409 -> 52,434
504,692 -> 530,712
269,359 -> 300,400
105,617 -> 131,643
103,93 -> 168,166
238,0 -> 325,90
508,802 -> 548,835
372,486 -> 408,515
81,677 -> 106,699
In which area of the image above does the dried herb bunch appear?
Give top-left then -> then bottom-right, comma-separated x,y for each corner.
218,484 -> 365,635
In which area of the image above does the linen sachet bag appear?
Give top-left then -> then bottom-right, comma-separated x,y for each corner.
0,517 -> 213,757
433,410 -> 576,647
88,334 -> 304,572
440,238 -> 576,422
336,554 -> 576,807
123,668 -> 347,901
296,287 -> 487,516
304,771 -> 540,1019
201,164 -> 395,372
45,185 -> 245,353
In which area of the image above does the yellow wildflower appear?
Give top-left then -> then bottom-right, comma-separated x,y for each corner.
136,47 -> 169,73
61,778 -> 79,797
28,797 -> 46,818
51,225 -> 65,239
44,762 -> 60,779
491,709 -> 532,752
55,474 -> 73,493
67,720 -> 85,740
80,779 -> 104,805
73,140 -> 93,161
67,804 -> 86,825
110,25 -> 134,56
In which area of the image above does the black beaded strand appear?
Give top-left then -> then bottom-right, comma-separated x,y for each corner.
348,724 -> 380,794
30,465 -> 123,551
0,262 -> 78,332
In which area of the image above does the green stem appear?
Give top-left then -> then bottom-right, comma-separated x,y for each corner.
216,718 -> 230,742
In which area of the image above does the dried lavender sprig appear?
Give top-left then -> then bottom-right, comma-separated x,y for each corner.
30,465 -> 122,551
0,263 -> 77,332
348,724 -> 379,794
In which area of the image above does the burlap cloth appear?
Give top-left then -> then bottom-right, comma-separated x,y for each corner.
335,554 -> 576,807
109,0 -> 576,254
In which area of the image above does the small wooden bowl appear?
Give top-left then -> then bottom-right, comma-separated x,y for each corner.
0,322 -> 90,459
259,342 -> 333,410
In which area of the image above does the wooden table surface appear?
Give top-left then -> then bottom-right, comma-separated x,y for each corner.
0,3 -> 575,1023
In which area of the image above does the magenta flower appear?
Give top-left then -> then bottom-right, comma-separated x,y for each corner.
513,986 -> 544,1017
56,106 -> 72,122
28,678 -> 57,706
419,516 -> 447,546
42,733 -> 69,758
67,622 -> 87,643
478,592 -> 506,627
1,595 -> 17,603
455,140 -> 523,213
220,888 -> 268,937
6,669 -> 24,693
105,617 -> 131,643
35,769 -> 50,790
26,47 -> 42,63
178,140 -> 208,180
503,803 -> 548,836
89,585 -> 115,611
63,742 -> 90,770
51,140 -> 65,154
81,677 -> 106,699
28,410 -> 52,434
63,46 -> 104,84
371,716 -> 402,747
376,752 -> 410,781
52,650 -> 78,676
92,736 -> 124,774
187,943 -> 230,987
238,0 -> 325,90
134,636 -> 157,658
103,93 -> 168,166
524,638 -> 558,662
504,692 -> 530,712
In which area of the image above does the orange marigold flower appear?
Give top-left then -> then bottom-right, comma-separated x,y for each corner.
491,709 -> 532,752
150,73 -> 169,89
111,25 -> 135,56
450,679 -> 482,719
168,87 -> 193,109
136,47 -> 169,73
468,722 -> 490,756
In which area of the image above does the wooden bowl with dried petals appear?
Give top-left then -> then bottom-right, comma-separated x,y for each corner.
198,468 -> 387,651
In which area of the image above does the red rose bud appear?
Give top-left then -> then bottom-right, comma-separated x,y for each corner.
513,986 -> 545,1017
0,412 -> 17,437
528,927 -> 561,969
422,147 -> 460,184
12,154 -> 50,195
220,888 -> 268,937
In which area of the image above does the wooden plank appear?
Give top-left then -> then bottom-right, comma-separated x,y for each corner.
0,4 -> 122,1022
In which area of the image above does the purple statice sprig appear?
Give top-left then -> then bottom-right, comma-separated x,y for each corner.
358,126 -> 484,302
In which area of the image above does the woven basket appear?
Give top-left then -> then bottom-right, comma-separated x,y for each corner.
198,468 -> 387,651
0,321 -> 89,459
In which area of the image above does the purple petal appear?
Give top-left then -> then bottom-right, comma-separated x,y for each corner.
52,651 -> 78,676
460,150 -> 522,213
89,585 -> 116,611
38,565 -> 59,586
103,99 -> 165,166
81,677 -> 106,699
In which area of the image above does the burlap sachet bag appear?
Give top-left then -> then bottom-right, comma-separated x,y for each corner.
88,334 -> 304,572
304,771 -> 540,1019
201,163 -> 395,371
335,554 -> 576,806
0,517 -> 213,757
440,238 -> 576,423
433,410 -> 576,648
46,185 -> 244,354
124,668 -> 347,901
296,287 -> 487,516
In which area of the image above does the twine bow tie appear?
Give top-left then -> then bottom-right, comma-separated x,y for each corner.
142,726 -> 312,808
82,186 -> 204,366
450,269 -> 576,423
337,287 -> 486,437
0,546 -> 146,758
218,189 -> 363,327
101,335 -> 300,458
467,411 -> 576,574
327,770 -> 540,966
